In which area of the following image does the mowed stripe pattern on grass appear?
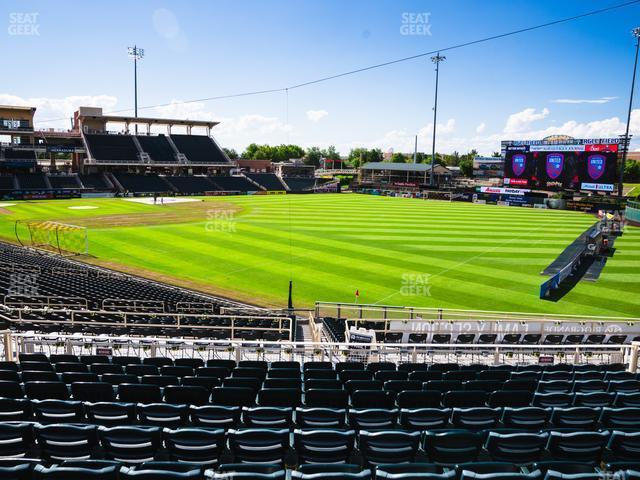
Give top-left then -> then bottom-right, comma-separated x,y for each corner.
1,194 -> 638,317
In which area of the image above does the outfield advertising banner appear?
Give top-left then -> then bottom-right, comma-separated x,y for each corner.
388,319 -> 640,338
478,186 -> 531,195
503,140 -> 619,191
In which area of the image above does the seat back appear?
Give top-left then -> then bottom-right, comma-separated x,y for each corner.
164,385 -> 210,406
190,405 -> 241,429
71,382 -> 115,402
359,430 -> 420,465
304,389 -> 348,408
228,428 -> 290,464
24,381 -> 69,400
35,423 -> 97,462
0,423 -> 33,458
423,430 -> 483,464
546,431 -> 610,462
164,427 -> 225,465
118,384 -> 162,404
399,408 -> 450,431
485,432 -> 549,464
33,463 -> 119,480
294,428 -> 356,464
99,426 -> 162,464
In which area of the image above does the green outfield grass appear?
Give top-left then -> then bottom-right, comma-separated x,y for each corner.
626,183 -> 640,197
0,194 -> 638,317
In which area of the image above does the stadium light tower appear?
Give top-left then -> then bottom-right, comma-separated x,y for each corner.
619,28 -> 640,196
128,45 -> 144,134
430,53 -> 445,187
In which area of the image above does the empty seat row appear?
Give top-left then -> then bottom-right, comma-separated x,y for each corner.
2,391 -> 639,430
2,460 -> 640,480
10,356 -> 630,373
3,380 -> 640,410
1,422 -> 639,467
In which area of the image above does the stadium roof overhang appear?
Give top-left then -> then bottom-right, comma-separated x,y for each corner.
79,114 -> 219,129
0,104 -> 36,113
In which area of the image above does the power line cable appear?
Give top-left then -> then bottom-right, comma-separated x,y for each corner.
34,0 -> 639,124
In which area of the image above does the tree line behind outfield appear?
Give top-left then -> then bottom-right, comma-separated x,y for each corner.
222,144 -> 495,176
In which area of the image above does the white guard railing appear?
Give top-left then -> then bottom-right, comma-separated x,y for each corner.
1,331 -> 638,372
0,307 -> 293,341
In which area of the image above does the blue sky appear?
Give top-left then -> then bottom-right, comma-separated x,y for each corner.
3,0 -> 640,154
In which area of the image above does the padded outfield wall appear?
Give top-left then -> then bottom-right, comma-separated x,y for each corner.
627,200 -> 640,225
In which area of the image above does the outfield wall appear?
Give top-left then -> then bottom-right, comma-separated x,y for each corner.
626,200 -> 640,225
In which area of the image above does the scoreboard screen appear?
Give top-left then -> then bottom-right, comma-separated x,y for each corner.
503,140 -> 619,192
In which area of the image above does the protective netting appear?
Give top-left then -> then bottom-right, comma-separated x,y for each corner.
21,221 -> 88,256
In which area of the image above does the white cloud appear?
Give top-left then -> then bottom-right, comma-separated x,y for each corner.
153,99 -> 214,122
363,118 -> 457,155
347,105 -> 640,157
306,109 -> 328,122
505,110 -> 640,141
468,108 -> 640,155
0,93 -> 119,128
149,100 -> 293,149
504,107 -> 549,134
552,96 -> 617,104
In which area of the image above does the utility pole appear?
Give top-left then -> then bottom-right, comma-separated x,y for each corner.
619,28 -> 640,197
430,53 -> 445,187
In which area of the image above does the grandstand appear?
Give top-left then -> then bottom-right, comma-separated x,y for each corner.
77,173 -> 113,191
136,135 -> 178,164
170,134 -> 229,164
164,176 -> 217,195
15,173 -> 49,191
0,105 -> 342,200
0,242 -> 291,340
0,171 -> 325,195
2,148 -> 37,162
246,173 -> 286,191
113,173 -> 173,194
85,134 -> 140,163
47,175 -> 82,190
209,176 -> 257,192
0,175 -> 16,190
283,176 -> 317,192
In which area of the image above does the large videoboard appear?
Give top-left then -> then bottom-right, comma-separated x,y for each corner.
502,138 -> 621,192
